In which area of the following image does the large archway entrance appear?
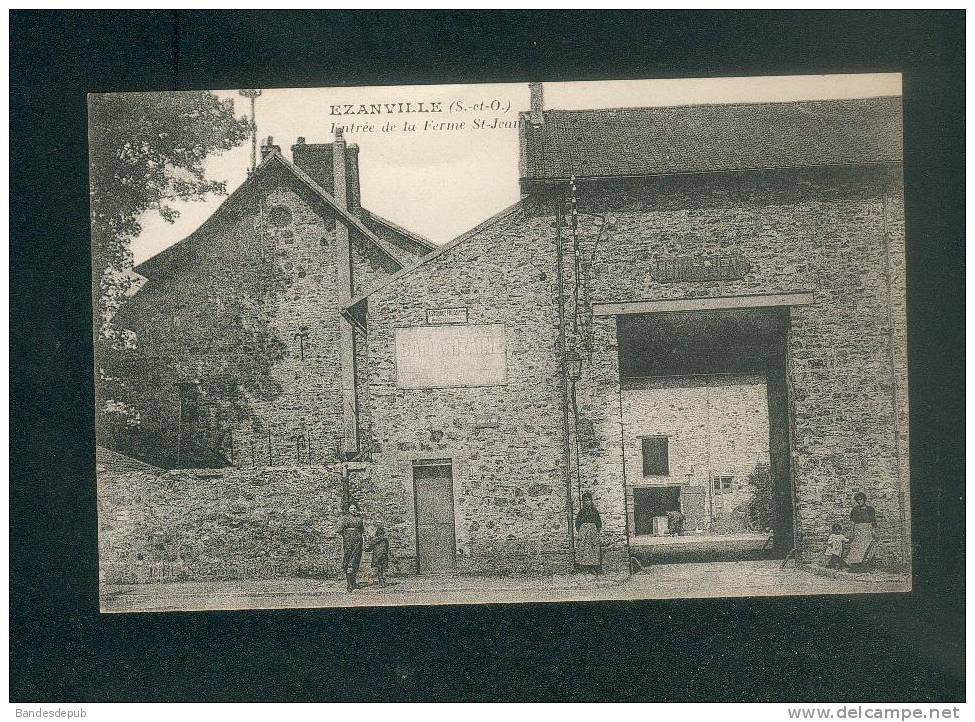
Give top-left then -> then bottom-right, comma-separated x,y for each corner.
615,305 -> 795,564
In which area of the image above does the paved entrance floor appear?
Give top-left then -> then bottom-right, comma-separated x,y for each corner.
100,560 -> 910,613
629,532 -> 771,547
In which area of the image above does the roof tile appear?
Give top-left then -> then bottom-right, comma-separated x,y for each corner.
521,96 -> 902,180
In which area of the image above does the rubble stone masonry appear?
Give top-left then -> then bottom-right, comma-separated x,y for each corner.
362,204 -> 575,575
97,464 -> 345,585
118,161 -> 408,469
354,162 -> 907,574
107,153 -> 908,582
550,165 -> 908,567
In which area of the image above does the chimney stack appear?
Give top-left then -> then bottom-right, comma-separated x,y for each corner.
260,135 -> 281,161
290,134 -> 361,212
529,82 -> 544,127
346,144 -> 361,214
332,128 -> 347,210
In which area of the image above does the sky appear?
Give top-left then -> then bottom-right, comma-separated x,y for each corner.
130,73 -> 902,265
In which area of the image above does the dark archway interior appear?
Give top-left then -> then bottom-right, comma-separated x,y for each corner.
617,307 -> 789,378
616,306 -> 795,557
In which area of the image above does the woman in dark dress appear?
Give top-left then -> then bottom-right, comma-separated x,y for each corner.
845,492 -> 878,570
335,502 -> 365,591
574,492 -> 602,574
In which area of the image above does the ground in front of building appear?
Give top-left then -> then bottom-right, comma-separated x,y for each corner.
100,560 -> 910,613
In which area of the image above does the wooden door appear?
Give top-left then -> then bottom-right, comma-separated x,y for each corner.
413,461 -> 457,574
680,486 -> 708,532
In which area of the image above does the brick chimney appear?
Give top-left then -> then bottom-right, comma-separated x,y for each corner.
260,135 -> 281,161
529,82 -> 544,127
291,135 -> 361,212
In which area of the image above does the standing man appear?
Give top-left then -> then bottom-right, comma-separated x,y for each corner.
335,502 -> 365,592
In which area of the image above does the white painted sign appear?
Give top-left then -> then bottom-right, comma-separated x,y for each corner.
426,307 -> 468,325
395,324 -> 507,389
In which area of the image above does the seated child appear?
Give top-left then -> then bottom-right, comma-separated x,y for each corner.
366,522 -> 390,587
825,522 -> 850,570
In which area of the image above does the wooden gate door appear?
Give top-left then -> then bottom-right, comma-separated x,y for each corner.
413,460 -> 457,574
680,485 -> 708,532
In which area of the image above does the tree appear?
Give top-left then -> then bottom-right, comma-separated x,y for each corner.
745,462 -> 775,532
90,92 -> 250,458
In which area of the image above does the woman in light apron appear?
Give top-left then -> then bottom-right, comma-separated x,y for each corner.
574,492 -> 602,574
845,492 -> 878,570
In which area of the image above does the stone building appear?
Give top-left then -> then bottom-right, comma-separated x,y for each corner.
115,131 -> 435,469
342,83 -> 908,575
111,83 -> 909,581
620,373 -> 771,538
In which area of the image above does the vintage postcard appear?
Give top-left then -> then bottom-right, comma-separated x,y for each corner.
90,75 -> 911,612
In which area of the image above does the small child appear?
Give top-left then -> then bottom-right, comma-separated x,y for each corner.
366,522 -> 390,587
825,522 -> 850,570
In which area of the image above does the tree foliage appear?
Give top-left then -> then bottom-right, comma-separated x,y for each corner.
90,91 -> 250,457
745,462 -> 775,532
89,92 -> 250,323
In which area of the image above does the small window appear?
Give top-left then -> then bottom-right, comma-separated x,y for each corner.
267,205 -> 293,228
712,475 -> 734,494
641,436 -> 669,476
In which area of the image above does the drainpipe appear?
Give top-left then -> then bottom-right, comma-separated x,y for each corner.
333,128 -> 360,458
554,188 -> 576,562
341,464 -> 351,510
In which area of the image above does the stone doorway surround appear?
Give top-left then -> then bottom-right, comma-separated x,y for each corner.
607,292 -> 816,566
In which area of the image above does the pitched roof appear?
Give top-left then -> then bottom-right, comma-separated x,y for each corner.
96,446 -> 164,475
342,199 -> 526,311
134,151 -> 418,279
360,209 -> 438,254
520,96 -> 903,181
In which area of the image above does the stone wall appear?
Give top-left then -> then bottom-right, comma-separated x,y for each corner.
97,464 -> 345,584
115,161 -> 409,469
882,171 -> 911,570
362,203 -> 575,575
569,314 -> 630,572
553,165 -> 909,565
355,163 -> 907,573
620,374 -> 771,536
108,155 -> 909,580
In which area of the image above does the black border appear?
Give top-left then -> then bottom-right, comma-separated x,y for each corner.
10,10 -> 965,702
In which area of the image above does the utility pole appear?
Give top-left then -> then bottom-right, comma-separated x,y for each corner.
238,89 -> 263,173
